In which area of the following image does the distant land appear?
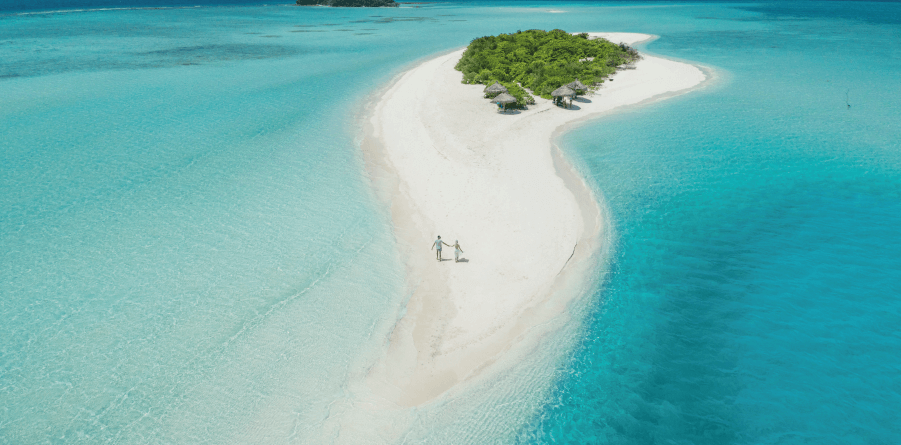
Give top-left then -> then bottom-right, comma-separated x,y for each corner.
296,0 -> 398,6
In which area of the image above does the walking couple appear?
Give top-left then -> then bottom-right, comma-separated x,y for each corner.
431,236 -> 464,262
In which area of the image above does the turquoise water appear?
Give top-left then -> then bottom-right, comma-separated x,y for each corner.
519,3 -> 901,443
2,2 -> 899,444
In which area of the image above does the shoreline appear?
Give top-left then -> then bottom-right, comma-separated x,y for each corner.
346,32 -> 707,435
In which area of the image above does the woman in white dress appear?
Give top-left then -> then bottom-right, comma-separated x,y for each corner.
453,240 -> 464,263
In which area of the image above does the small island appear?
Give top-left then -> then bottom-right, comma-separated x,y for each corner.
296,0 -> 398,7
360,31 -> 707,413
455,29 -> 640,108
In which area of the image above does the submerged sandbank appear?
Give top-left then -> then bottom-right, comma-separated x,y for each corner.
327,32 -> 707,442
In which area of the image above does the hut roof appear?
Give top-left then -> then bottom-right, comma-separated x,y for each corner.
484,82 -> 509,94
567,79 -> 588,91
551,86 -> 576,97
494,92 -> 517,104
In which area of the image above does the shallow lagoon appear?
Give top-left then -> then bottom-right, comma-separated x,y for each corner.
1,2 -> 899,443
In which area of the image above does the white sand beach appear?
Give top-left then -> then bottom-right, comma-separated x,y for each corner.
358,32 -> 706,414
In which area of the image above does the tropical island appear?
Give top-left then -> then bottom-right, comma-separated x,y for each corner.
352,32 -> 707,423
295,0 -> 397,7
455,29 -> 640,108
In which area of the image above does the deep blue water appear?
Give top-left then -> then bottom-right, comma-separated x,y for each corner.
1,1 -> 899,444
520,3 -> 901,443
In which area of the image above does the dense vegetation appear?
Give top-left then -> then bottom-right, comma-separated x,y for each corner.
296,0 -> 397,7
455,29 -> 639,106
487,81 -> 535,107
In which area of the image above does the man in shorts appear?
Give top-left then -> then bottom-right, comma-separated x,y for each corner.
431,235 -> 451,261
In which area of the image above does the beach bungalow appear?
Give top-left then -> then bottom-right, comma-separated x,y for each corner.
551,86 -> 576,108
493,92 -> 517,113
566,79 -> 588,96
484,81 -> 508,98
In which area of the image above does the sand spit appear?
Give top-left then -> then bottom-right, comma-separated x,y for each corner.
326,32 -> 707,442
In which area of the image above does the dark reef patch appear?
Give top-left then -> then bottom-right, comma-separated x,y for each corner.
1,43 -> 303,79
373,16 -> 435,23
296,0 -> 397,7
138,44 -> 298,60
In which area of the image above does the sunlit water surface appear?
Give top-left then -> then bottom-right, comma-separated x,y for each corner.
1,1 -> 899,444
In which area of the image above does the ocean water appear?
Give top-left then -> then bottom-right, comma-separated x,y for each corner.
1,1 -> 899,444
519,3 -> 901,444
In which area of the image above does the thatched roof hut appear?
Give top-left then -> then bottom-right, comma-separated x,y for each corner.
494,92 -> 517,112
551,86 -> 576,108
551,86 -> 576,97
494,92 -> 517,104
484,82 -> 508,97
567,79 -> 588,92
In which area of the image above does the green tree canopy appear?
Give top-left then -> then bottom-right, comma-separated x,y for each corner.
455,30 -> 639,103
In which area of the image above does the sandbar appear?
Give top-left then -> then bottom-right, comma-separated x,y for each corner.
360,32 -> 706,410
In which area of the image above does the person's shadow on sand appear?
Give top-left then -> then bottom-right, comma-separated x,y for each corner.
456,258 -> 469,263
